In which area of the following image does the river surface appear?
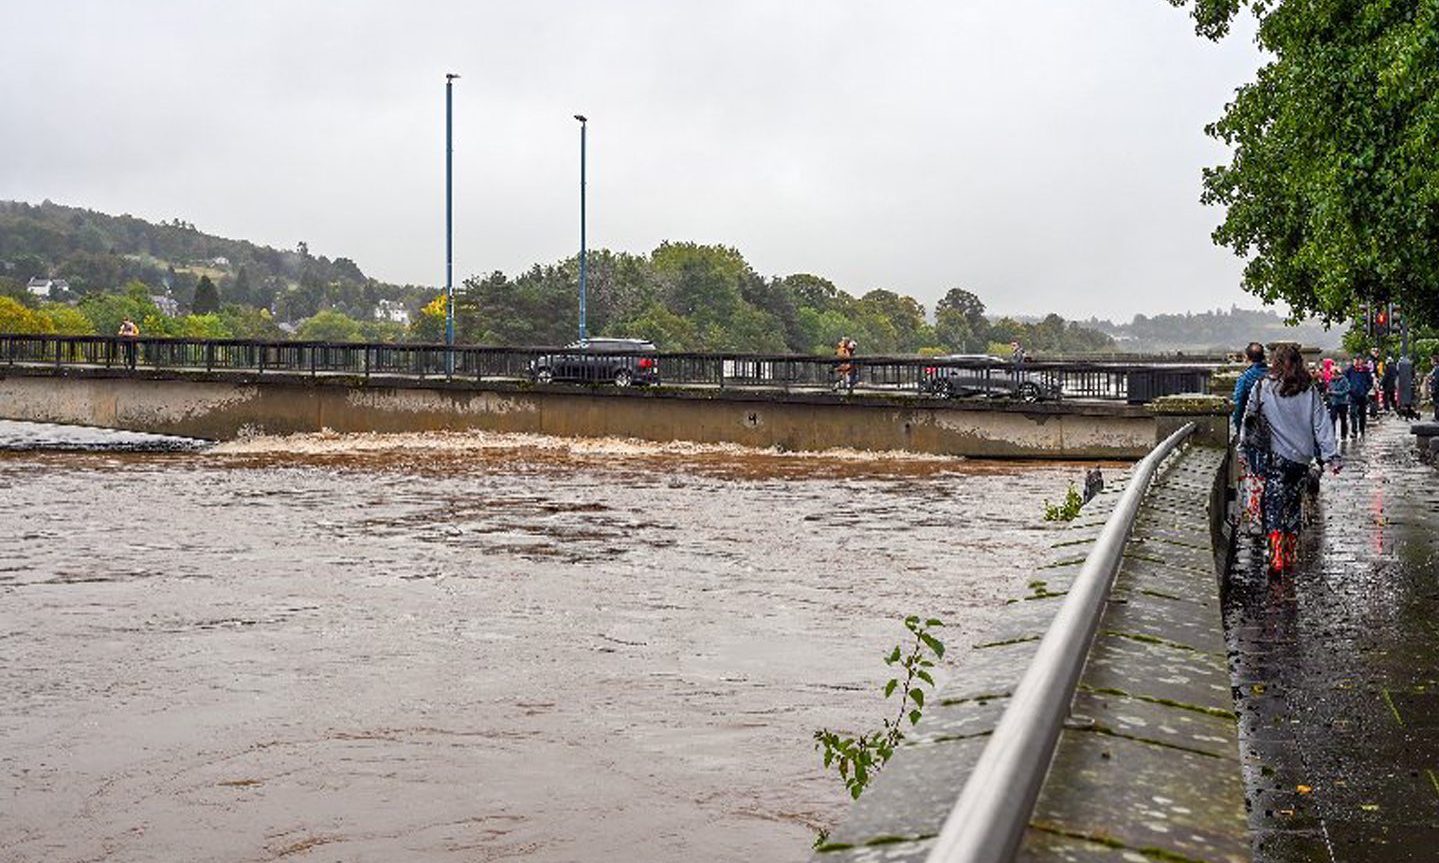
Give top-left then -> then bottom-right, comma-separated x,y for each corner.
0,421 -> 1094,863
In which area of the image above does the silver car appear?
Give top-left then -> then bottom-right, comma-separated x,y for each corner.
919,354 -> 1062,402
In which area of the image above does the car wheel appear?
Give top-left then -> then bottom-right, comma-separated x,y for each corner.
535,367 -> 554,384
1018,382 -> 1041,403
613,368 -> 634,388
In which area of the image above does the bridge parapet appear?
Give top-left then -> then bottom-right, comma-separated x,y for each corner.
1,333 -> 1217,404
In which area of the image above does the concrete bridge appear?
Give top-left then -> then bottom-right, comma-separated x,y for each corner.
0,334 -> 1217,458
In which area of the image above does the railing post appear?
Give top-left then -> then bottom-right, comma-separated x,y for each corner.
206,342 -> 215,372
310,344 -> 317,377
364,345 -> 371,379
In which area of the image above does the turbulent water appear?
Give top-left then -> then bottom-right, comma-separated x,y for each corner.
0,421 -> 1093,862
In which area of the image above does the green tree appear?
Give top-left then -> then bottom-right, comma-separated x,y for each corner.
298,309 -> 364,342
1170,0 -> 1439,326
192,274 -> 220,315
78,281 -> 163,335
0,297 -> 49,333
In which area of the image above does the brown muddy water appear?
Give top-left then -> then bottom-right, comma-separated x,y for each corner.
0,422 -> 1097,863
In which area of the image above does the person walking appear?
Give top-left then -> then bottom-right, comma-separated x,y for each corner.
1369,347 -> 1384,416
1382,356 -> 1398,414
1396,354 -> 1416,419
1326,364 -> 1351,439
1344,355 -> 1373,437
1232,342 -> 1269,530
1242,344 -> 1341,574
1428,354 -> 1439,421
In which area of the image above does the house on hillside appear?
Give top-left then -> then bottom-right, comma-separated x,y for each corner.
26,278 -> 69,299
151,295 -> 180,317
375,299 -> 410,326
210,256 -> 231,267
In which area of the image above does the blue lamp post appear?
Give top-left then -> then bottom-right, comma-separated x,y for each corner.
574,114 -> 588,341
445,73 -> 459,375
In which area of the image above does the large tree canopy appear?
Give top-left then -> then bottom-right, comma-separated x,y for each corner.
1171,0 -> 1439,325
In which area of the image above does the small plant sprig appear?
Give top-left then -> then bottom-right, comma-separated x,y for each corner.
1043,482 -> 1083,522
814,615 -> 945,802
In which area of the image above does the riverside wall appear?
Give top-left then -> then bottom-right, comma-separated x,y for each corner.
0,368 -> 1167,458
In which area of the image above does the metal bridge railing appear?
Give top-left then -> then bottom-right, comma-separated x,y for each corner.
922,422 -> 1197,863
0,333 -> 1216,404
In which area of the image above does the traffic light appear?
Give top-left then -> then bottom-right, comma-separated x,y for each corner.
1375,306 -> 1390,337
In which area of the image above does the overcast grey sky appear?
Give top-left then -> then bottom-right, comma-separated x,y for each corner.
2,1 -> 1266,320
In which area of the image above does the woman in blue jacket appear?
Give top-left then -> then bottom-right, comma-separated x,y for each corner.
1343,356 -> 1373,438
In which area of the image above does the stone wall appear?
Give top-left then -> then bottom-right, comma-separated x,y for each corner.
0,368 -> 1163,458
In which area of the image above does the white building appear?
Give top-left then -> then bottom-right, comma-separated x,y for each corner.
26,278 -> 69,299
375,299 -> 411,326
150,295 -> 180,317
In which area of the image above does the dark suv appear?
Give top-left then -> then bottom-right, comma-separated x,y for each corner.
530,338 -> 661,387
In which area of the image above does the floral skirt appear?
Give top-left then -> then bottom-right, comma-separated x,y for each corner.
1262,455 -> 1310,534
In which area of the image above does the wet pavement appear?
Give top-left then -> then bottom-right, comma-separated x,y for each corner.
1227,416 -> 1439,861
0,424 -> 1099,863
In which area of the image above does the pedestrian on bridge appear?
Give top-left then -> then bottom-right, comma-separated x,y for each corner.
1232,342 -> 1269,530
1243,343 -> 1342,574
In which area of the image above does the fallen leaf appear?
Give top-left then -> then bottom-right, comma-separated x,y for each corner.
1297,785 -> 1312,795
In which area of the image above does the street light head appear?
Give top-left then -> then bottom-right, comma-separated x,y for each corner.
574,114 -> 587,123
446,73 -> 460,81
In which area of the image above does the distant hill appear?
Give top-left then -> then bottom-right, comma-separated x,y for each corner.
0,199 -> 430,321
1081,306 -> 1345,353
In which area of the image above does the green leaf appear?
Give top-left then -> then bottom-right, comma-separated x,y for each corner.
916,669 -> 934,686
909,688 -> 925,708
884,678 -> 898,698
920,632 -> 946,659
909,709 -> 922,726
925,618 -> 944,627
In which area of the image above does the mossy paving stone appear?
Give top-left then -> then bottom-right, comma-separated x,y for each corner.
933,637 -> 1041,705
1017,828 -> 1177,862
902,692 -> 1008,746
1099,590 -> 1226,653
1021,732 -> 1247,863
1067,688 -> 1236,759
1079,634 -> 1234,714
812,836 -> 934,862
817,736 -> 991,849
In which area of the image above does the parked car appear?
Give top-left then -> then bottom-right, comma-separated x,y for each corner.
529,338 -> 661,387
918,354 -> 1062,402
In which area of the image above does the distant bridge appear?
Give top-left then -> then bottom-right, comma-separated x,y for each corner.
0,334 -> 1222,457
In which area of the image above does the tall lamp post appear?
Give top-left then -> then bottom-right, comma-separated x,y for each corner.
445,73 -> 460,376
574,114 -> 588,341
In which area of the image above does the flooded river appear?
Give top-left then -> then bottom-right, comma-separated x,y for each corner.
0,421 -> 1091,862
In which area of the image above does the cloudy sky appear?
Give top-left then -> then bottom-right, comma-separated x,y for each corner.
2,1 -> 1265,320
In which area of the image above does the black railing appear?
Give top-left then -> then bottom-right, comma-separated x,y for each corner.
0,333 -> 1218,404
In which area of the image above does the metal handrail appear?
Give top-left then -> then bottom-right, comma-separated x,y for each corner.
923,421 -> 1197,863
0,333 -> 1217,403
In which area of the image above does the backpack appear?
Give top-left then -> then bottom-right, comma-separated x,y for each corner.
1241,379 -> 1273,453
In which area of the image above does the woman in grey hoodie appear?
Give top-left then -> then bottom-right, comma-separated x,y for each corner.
1243,344 -> 1342,573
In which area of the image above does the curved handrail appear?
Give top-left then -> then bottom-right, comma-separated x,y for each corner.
923,421 -> 1197,863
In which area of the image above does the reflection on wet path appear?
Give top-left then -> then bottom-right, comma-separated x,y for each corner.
1227,419 -> 1439,861
2,427 -> 1092,862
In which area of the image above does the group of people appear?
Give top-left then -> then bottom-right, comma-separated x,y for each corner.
1232,341 -> 1439,574
1316,348 -> 1430,436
